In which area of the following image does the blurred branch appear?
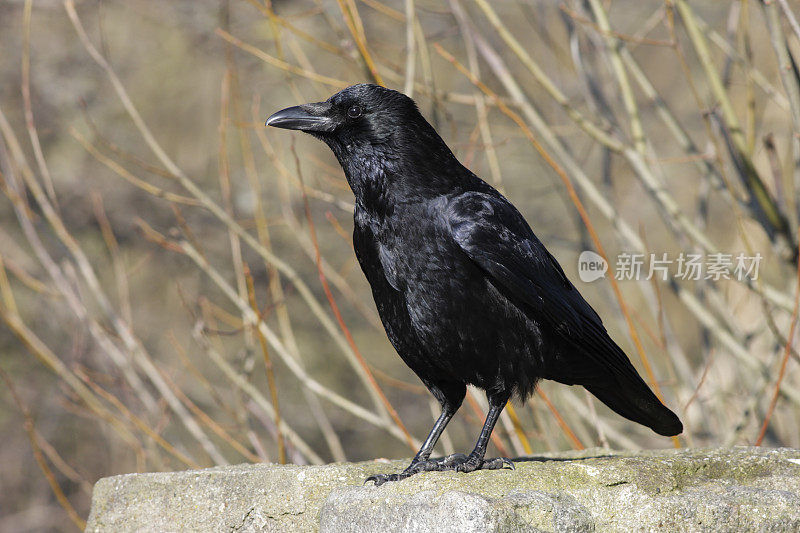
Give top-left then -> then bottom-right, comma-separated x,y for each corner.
448,0 -> 503,189
153,360 -> 262,464
2,99 -> 229,464
403,0 -> 416,95
0,302 -> 141,450
244,265 -> 286,464
536,389 -> 584,450
473,0 -> 624,151
243,0 -> 347,57
21,0 -> 57,208
0,368 -> 86,531
586,0 -> 647,155
762,0 -> 800,227
191,320 -> 325,464
77,369 -> 201,469
65,1 -> 396,419
673,0 -> 793,251
91,193 -> 133,325
177,237 -> 421,449
336,0 -> 384,84
755,228 -> 800,446
777,0 -> 800,44
696,15 -> 790,110
70,128 -> 201,206
360,0 -> 403,21
215,28 -> 348,88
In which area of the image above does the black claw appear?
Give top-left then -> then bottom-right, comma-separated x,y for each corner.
481,456 -> 515,470
366,471 -> 412,486
366,473 -> 399,486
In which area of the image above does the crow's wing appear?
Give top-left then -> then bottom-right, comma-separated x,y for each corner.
447,192 -> 639,382
447,191 -> 682,436
447,191 -> 602,339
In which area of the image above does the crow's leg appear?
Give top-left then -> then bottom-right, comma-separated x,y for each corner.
366,388 -> 514,485
366,381 -> 465,485
436,389 -> 514,473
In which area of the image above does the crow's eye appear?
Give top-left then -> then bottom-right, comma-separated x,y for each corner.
347,105 -> 363,118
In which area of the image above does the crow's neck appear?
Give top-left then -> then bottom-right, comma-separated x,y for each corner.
329,137 -> 467,219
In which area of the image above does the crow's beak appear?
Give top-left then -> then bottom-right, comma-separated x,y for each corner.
265,103 -> 337,132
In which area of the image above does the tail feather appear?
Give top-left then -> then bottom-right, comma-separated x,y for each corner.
585,380 -> 682,436
548,314 -> 683,436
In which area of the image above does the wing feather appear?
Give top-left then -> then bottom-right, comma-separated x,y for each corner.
446,191 -> 640,382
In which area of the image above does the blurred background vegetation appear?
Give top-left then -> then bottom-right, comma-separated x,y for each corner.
2,0 -> 800,530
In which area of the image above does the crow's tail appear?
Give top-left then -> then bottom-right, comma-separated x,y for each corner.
585,379 -> 682,436
574,323 -> 683,437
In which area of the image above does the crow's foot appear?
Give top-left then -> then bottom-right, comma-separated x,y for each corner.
365,453 -> 514,486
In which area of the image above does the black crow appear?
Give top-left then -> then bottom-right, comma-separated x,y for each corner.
266,84 -> 682,485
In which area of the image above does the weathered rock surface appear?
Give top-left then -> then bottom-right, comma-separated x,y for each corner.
86,447 -> 800,532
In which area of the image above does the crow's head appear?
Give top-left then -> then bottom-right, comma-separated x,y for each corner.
266,84 -> 430,152
267,84 -> 460,196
